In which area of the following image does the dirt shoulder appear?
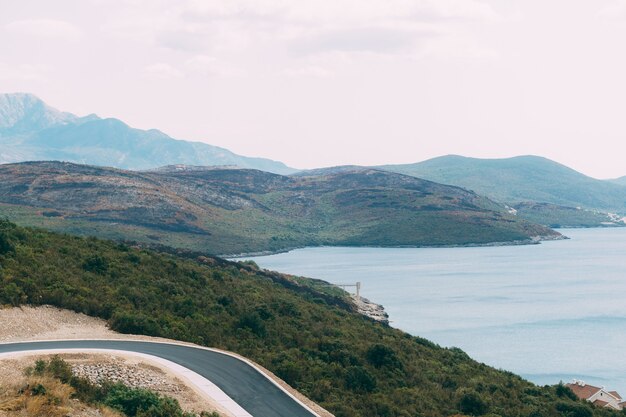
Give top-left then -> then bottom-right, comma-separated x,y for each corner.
0,305 -> 334,417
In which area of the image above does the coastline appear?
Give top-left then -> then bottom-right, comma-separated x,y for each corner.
223,234 -> 569,259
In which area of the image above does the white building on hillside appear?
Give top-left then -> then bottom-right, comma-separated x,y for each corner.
566,380 -> 624,410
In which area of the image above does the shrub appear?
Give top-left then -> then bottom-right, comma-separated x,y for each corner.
0,218 -> 16,255
110,312 -> 161,336
555,402 -> 593,417
366,344 -> 402,369
0,282 -> 27,306
556,382 -> 578,401
47,355 -> 73,383
458,390 -> 489,416
236,311 -> 266,337
345,366 -> 376,393
104,384 -> 161,416
82,255 -> 109,274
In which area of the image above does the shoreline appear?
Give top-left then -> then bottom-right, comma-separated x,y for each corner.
223,234 -> 569,259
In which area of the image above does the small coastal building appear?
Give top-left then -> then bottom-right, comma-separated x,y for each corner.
566,380 -> 623,410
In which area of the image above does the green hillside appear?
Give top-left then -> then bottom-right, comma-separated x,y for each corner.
513,202 -> 625,228
0,220 -> 616,417
0,162 -> 560,255
382,155 -> 626,213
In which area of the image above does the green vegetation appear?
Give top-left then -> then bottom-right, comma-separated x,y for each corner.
25,356 -> 215,417
0,220 -> 620,417
382,155 -> 626,217
0,162 -> 559,255
512,202 -> 625,229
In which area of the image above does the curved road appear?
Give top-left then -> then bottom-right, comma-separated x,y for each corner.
0,340 -> 318,417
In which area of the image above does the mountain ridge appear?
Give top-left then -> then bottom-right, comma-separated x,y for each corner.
381,154 -> 626,214
0,160 -> 560,255
0,93 -> 296,175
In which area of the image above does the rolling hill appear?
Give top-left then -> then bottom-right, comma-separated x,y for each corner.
0,161 -> 560,255
0,93 -> 295,174
381,155 -> 626,226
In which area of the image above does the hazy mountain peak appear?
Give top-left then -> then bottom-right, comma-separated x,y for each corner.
0,92 -> 296,175
0,93 -> 78,133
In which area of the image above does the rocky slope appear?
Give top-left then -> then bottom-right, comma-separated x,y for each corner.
0,161 -> 560,254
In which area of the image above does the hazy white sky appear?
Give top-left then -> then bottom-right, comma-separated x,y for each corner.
2,0 -> 626,178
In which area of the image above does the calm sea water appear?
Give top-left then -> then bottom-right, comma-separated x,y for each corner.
244,228 -> 626,393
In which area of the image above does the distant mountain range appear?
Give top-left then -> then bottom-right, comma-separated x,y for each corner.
0,93 -> 295,175
381,155 -> 626,227
0,161 -> 560,255
3,92 -> 625,232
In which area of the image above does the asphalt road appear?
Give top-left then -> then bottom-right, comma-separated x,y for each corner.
0,340 -> 318,417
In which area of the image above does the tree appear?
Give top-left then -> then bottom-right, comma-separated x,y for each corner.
82,254 -> 109,274
458,390 -> 489,416
0,218 -> 16,255
345,366 -> 376,393
366,344 -> 402,369
0,282 -> 27,306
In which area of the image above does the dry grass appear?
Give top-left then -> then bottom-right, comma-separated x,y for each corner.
0,375 -> 122,417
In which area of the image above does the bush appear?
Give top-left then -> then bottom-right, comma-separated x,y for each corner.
236,311 -> 266,337
555,402 -> 594,417
104,384 -> 161,416
0,282 -> 27,306
47,355 -> 73,383
458,390 -> 489,416
82,254 -> 109,274
110,312 -> 161,336
345,366 -> 376,393
0,218 -> 16,255
366,344 -> 402,369
103,383 -> 197,417
556,382 -> 578,401
275,360 -> 302,386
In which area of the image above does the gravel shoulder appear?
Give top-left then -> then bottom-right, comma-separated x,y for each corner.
0,305 -> 333,417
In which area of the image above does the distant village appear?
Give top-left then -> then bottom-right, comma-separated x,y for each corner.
567,380 -> 626,410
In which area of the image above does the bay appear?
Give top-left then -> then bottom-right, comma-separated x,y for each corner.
244,228 -> 626,393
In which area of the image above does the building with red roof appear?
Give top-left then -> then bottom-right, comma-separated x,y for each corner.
566,380 -> 622,410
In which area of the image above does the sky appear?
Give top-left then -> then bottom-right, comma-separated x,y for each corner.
2,0 -> 626,178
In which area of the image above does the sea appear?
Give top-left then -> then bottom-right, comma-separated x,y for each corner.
243,228 -> 626,393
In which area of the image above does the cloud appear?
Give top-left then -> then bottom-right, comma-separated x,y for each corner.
143,63 -> 184,79
5,19 -> 81,39
421,0 -> 500,21
0,63 -> 48,81
155,29 -> 211,52
416,32 -> 499,60
289,27 -> 426,56
281,65 -> 333,78
102,0 -> 499,50
177,0 -> 499,23
185,55 -> 245,76
597,0 -> 626,18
